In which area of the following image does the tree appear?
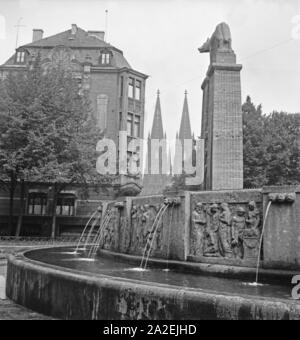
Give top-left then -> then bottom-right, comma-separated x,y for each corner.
0,66 -> 44,234
0,56 -> 113,236
242,96 -> 266,188
263,111 -> 300,185
242,96 -> 300,187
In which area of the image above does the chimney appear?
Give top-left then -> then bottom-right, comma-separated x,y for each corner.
32,29 -> 44,42
71,24 -> 78,35
88,30 -> 105,41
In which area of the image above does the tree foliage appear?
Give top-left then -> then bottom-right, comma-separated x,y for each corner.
0,55 -> 113,232
243,96 -> 300,187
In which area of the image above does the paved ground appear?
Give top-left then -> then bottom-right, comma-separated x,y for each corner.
0,260 -> 54,320
0,242 -> 63,320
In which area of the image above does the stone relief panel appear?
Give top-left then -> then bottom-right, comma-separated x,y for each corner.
100,202 -> 124,252
129,197 -> 182,259
190,195 -> 262,262
130,202 -> 163,256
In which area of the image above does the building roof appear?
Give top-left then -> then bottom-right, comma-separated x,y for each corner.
1,25 -> 136,70
179,91 -> 192,140
20,26 -> 112,49
150,90 -> 165,139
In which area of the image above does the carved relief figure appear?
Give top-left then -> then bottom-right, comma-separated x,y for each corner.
204,204 -> 220,257
218,203 -> 233,258
102,209 -> 117,250
231,207 -> 246,259
243,201 -> 261,259
190,199 -> 262,261
121,215 -> 131,253
145,205 -> 160,253
141,204 -> 152,249
244,201 -> 260,238
130,205 -> 138,251
135,205 -> 145,252
191,202 -> 207,256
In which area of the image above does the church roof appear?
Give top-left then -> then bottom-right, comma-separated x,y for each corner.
179,91 -> 192,140
150,90 -> 165,139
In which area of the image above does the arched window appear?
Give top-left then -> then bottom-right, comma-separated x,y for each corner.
97,94 -> 108,130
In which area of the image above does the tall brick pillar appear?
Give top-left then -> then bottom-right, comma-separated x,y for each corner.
200,22 -> 243,190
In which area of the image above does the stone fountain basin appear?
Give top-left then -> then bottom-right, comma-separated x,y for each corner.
6,246 -> 300,320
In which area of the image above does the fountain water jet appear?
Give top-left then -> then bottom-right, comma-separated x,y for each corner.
88,209 -> 113,258
143,204 -> 169,270
75,209 -> 100,253
164,205 -> 174,271
139,204 -> 166,269
255,200 -> 272,284
83,212 -> 103,250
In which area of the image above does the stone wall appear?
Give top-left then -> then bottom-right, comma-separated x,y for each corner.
99,195 -> 186,261
97,186 -> 300,270
8,254 -> 300,320
263,186 -> 300,270
187,190 -> 262,267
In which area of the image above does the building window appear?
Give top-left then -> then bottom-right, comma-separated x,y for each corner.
135,80 -> 142,101
119,112 -> 123,130
120,76 -> 124,97
97,94 -> 108,130
127,113 -> 134,136
16,51 -> 26,63
28,193 -> 47,215
134,115 -> 141,137
56,194 -> 76,216
128,77 -> 134,98
100,52 -> 110,65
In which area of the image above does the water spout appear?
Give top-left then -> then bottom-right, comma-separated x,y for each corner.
140,204 -> 166,269
255,200 -> 272,284
164,205 -> 174,271
141,203 -> 170,270
88,209 -> 112,258
75,209 -> 99,253
84,213 -> 103,250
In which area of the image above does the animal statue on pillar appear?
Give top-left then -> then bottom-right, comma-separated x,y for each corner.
198,22 -> 232,54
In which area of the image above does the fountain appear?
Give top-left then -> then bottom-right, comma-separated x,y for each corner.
4,19 -> 300,319
255,200 -> 272,285
88,208 -> 113,258
140,202 -> 169,270
75,209 -> 99,253
5,188 -> 300,320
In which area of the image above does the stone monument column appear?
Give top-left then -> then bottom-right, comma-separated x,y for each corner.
199,23 -> 243,190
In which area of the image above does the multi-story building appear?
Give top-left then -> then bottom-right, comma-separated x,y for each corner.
0,24 -> 148,237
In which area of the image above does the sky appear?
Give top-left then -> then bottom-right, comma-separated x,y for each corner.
0,0 -> 300,140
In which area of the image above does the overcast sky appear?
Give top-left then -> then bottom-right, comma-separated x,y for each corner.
0,0 -> 300,140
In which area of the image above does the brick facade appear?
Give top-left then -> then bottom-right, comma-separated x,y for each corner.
0,25 -> 148,236
200,24 -> 244,190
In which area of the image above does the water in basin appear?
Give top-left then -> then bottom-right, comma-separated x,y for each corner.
25,246 -> 293,301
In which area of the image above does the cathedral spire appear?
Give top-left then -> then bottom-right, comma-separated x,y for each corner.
179,90 -> 192,140
150,90 -> 164,139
